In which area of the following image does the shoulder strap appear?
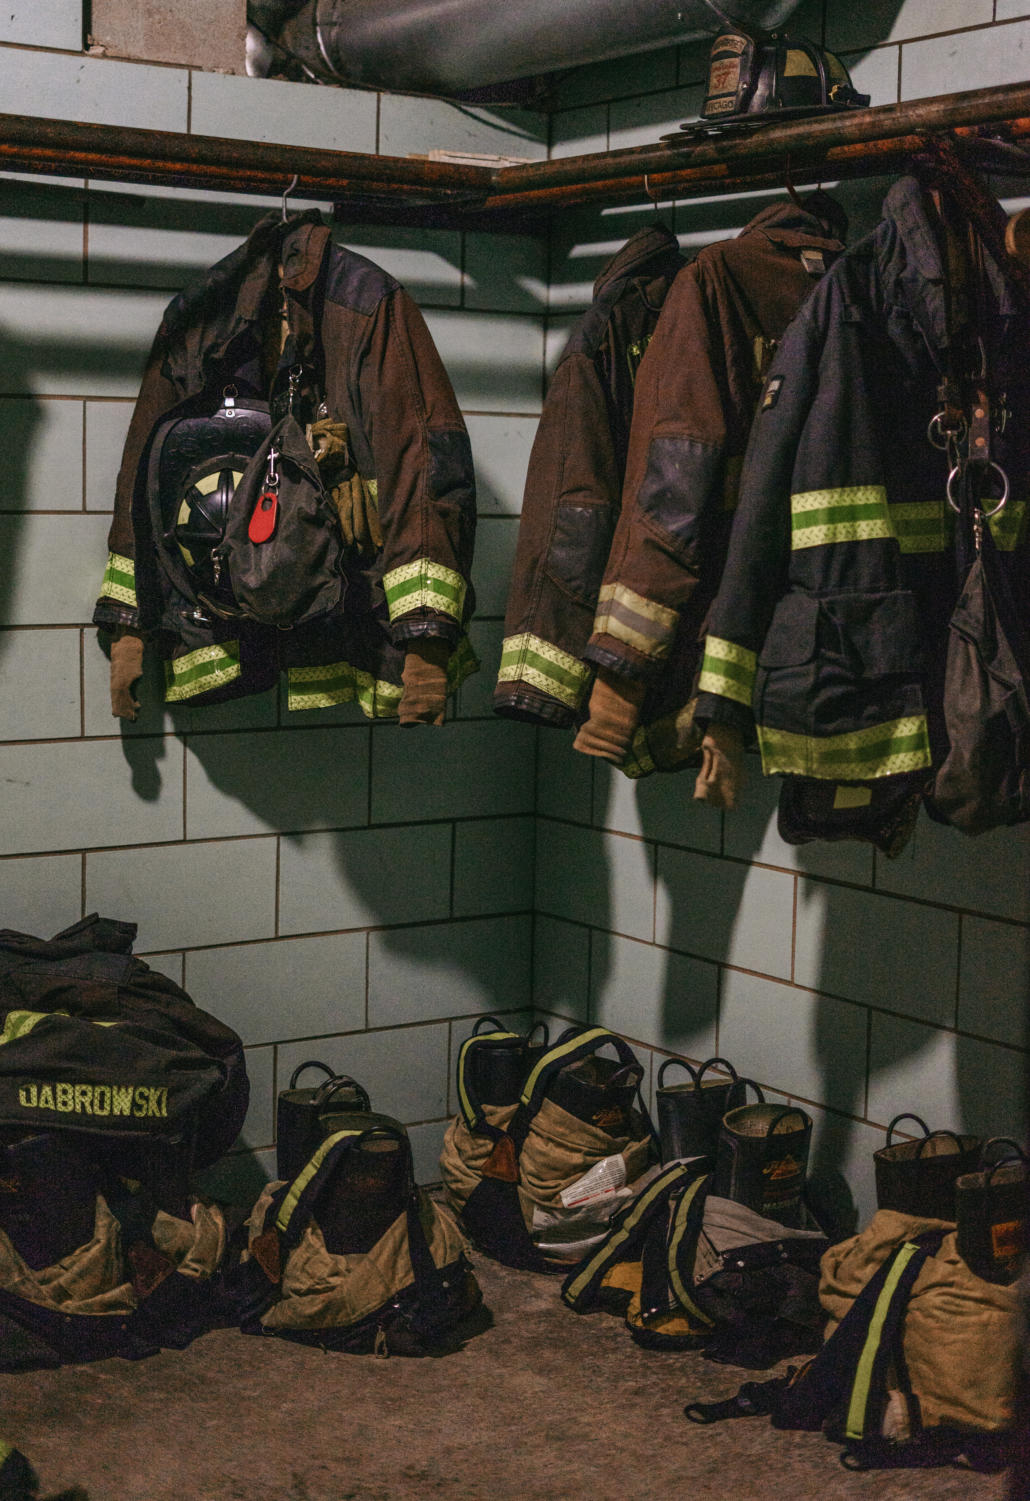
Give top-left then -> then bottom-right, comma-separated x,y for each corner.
511,1026 -> 643,1152
562,1161 -> 705,1311
274,1125 -> 411,1252
456,1027 -> 524,1137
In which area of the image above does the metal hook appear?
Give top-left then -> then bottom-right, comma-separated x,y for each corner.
281,172 -> 299,222
643,173 -> 660,207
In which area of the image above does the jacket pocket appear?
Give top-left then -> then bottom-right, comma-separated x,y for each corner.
544,503 -> 615,608
755,589 -> 925,743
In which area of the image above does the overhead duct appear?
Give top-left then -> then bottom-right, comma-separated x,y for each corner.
250,0 -> 805,96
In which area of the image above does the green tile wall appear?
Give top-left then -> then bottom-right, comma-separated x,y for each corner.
1,45 -> 545,1194
3,5 -> 1027,1221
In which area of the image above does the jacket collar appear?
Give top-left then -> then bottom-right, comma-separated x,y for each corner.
882,175 -> 1022,358
162,209 -> 328,393
591,221 -> 683,299
741,197 -> 845,252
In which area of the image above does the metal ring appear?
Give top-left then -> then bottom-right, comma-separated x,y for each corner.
927,411 -> 966,450
946,461 -> 1009,516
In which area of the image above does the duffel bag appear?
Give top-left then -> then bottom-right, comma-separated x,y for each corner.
0,915 -> 248,1176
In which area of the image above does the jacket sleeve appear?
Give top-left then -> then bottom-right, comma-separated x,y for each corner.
358,288 -> 476,648
92,323 -> 179,634
581,263 -> 737,685
493,349 -> 619,725
692,280 -> 833,737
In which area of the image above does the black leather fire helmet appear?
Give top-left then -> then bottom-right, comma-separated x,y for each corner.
700,12 -> 870,124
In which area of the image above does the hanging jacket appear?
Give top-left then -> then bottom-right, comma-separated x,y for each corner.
693,176 -> 1030,785
493,223 -> 685,727
93,210 -> 477,714
580,199 -> 846,775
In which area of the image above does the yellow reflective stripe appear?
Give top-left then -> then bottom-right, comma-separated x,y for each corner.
792,490 -> 894,547
289,660 -> 402,716
275,1128 -> 364,1234
697,635 -> 756,708
497,632 -> 590,710
594,582 -> 678,660
100,551 -> 137,607
520,1026 -> 610,1108
288,635 -> 478,717
563,1164 -> 688,1307
0,1009 -> 65,1045
620,726 -> 656,780
758,715 -> 931,780
457,1029 -> 520,1128
164,642 -> 241,701
791,486 -> 892,549
990,497 -> 1027,551
890,501 -> 951,554
666,1175 -> 715,1328
845,1241 -> 922,1441
383,559 -> 466,623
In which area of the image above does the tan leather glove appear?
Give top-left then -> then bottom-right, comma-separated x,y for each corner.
333,472 -> 383,554
109,627 -> 145,722
573,668 -> 645,764
693,723 -> 746,810
308,417 -> 382,554
398,638 -> 451,727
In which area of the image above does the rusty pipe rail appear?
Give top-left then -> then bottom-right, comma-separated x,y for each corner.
0,112 -> 494,204
1,80 -> 1030,221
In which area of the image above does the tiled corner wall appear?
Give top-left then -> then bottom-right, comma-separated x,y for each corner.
536,0 -> 1030,1223
2,1 -> 1029,1222
0,5 -> 548,1189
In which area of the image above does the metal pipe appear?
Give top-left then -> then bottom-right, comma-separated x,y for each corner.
489,80 -> 1030,196
265,0 -> 801,93
2,81 -> 1030,222
0,113 -> 493,203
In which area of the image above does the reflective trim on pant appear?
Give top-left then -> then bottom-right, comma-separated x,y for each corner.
496,632 -> 591,711
791,486 -> 892,549
593,582 -> 678,660
99,551 -> 137,608
844,1241 -> 922,1441
164,641 -> 242,701
697,635 -> 756,708
758,715 -> 931,780
275,1128 -> 365,1235
383,558 -> 466,624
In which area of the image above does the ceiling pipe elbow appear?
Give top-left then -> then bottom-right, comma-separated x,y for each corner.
252,0 -> 805,95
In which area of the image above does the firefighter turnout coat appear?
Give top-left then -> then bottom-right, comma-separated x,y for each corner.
693,176 -> 1030,785
94,210 -> 477,714
582,199 -> 845,776
494,222 -> 685,729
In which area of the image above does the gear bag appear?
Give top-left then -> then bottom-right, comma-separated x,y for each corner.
0,1178 -> 234,1370
931,509 -> 1030,833
0,915 -> 248,1180
238,1121 -> 480,1355
439,1023 -> 657,1271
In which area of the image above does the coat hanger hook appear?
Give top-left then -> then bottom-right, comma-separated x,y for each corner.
643,173 -> 660,206
282,172 -> 299,222
782,154 -> 804,211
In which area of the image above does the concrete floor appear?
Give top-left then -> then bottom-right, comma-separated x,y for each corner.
2,1253 -> 1014,1501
